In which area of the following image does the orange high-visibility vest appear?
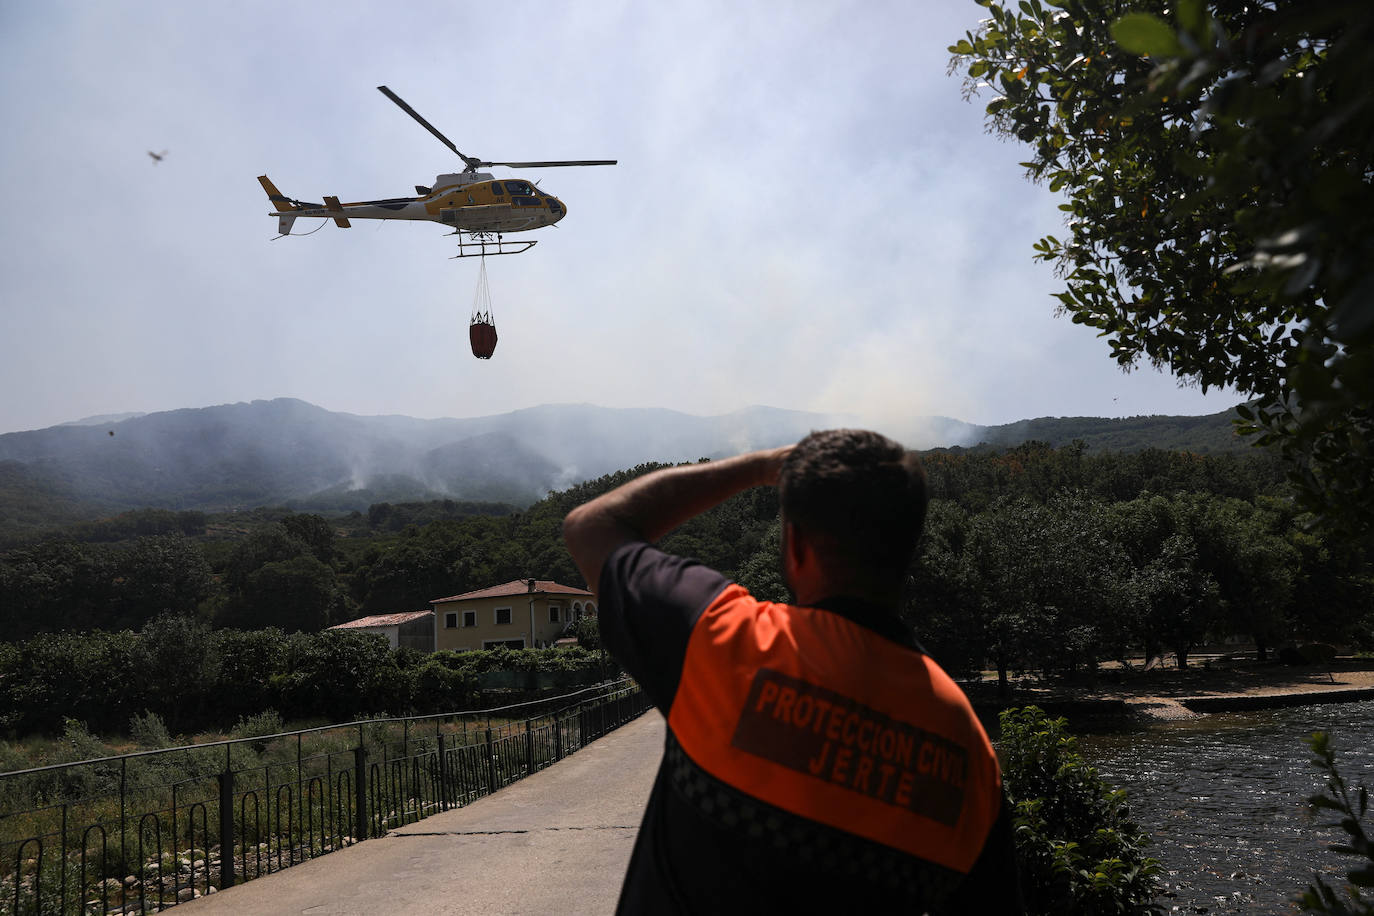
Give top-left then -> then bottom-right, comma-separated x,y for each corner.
667,584 -> 1002,875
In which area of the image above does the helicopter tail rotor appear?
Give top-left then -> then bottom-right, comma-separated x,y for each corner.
258,175 -> 300,210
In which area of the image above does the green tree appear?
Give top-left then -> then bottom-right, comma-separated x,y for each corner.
271,631 -> 409,720
950,0 -> 1374,540
1111,494 -> 1223,668
132,613 -> 221,731
963,494 -> 1122,689
735,520 -> 788,604
1193,497 -> 1300,660
232,554 -> 344,631
223,523 -> 310,591
353,537 -> 465,612
280,512 -> 338,564
1287,529 -> 1374,650
213,627 -> 289,723
0,539 -> 109,637
907,500 -> 984,678
106,534 -> 215,630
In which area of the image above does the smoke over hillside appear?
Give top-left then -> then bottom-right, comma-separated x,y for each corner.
0,399 -> 847,512
0,398 -> 1244,515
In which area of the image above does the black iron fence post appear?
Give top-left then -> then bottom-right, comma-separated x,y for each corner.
437,733 -> 449,810
484,727 -> 496,795
218,769 -> 236,889
353,744 -> 368,842
553,716 -> 562,761
119,757 -> 127,912
296,734 -> 304,858
60,803 -> 68,915
525,720 -> 534,775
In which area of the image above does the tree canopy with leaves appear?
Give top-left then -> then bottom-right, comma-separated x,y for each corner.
950,0 -> 1373,541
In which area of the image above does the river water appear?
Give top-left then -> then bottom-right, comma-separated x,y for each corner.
1078,700 -> 1374,914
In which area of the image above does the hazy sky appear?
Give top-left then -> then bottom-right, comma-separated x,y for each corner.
0,1 -> 1242,437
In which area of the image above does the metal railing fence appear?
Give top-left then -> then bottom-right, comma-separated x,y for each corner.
1,680 -> 650,915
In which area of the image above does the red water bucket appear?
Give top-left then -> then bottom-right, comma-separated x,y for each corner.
470,320 -> 497,359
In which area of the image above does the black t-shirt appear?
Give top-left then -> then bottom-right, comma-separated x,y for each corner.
598,541 -> 1023,915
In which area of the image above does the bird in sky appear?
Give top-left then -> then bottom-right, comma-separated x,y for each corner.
148,150 -> 168,165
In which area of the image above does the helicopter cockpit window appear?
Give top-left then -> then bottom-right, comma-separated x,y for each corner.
490,181 -> 504,195
505,180 -> 533,196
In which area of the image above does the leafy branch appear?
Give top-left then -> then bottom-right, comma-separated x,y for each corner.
1299,731 -> 1374,913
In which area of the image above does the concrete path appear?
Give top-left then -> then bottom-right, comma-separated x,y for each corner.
183,711 -> 664,916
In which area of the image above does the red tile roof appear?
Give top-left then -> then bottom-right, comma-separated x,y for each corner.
330,610 -> 434,630
431,579 -> 593,604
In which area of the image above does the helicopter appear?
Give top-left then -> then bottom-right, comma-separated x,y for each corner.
258,86 -> 615,257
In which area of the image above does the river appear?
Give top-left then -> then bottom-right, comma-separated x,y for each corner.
1078,700 -> 1374,914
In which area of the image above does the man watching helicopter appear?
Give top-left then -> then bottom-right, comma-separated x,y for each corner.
563,429 -> 1022,914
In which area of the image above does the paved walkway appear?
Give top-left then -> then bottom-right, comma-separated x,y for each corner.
183,712 -> 664,915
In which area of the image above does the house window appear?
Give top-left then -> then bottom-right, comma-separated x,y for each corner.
462,610 -> 476,628
585,602 -> 596,616
444,612 -> 458,629
548,606 -> 561,623
495,607 -> 512,625
571,602 -> 581,621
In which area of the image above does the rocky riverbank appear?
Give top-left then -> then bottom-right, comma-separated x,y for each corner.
966,659 -> 1374,726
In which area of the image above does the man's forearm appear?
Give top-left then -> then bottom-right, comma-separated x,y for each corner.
563,447 -> 789,593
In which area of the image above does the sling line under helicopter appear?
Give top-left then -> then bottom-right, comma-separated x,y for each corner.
469,256 -> 498,359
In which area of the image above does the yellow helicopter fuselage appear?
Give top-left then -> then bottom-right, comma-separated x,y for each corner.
260,172 -> 565,236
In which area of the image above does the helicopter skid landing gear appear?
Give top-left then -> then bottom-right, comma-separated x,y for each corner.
448,231 -> 536,259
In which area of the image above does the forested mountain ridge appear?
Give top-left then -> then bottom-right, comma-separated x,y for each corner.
975,411 -> 1248,453
0,399 -> 1247,528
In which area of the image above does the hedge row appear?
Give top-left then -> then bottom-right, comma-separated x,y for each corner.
0,616 -> 610,740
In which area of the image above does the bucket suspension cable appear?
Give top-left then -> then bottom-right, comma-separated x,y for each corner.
471,255 -> 493,324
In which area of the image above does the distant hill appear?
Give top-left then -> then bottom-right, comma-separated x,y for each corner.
972,409 -> 1247,454
0,399 -> 1247,527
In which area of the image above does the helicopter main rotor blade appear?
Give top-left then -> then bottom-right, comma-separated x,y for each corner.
484,160 -> 618,168
377,85 -> 478,168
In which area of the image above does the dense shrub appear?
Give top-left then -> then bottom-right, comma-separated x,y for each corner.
998,706 -> 1161,915
569,615 -> 601,650
412,656 -> 477,713
4,630 -> 143,735
128,710 -> 173,748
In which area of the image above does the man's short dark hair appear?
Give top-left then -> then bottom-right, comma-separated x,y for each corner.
778,429 -> 929,589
